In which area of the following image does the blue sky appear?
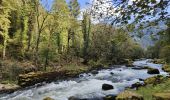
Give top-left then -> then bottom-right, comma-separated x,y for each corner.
41,0 -> 90,10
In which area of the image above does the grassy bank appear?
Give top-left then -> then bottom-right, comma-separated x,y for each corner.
132,78 -> 170,99
131,64 -> 170,100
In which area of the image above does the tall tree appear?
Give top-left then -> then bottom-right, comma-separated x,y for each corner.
82,11 -> 91,63
68,0 -> 80,18
26,0 -> 36,52
68,0 -> 80,53
33,0 -> 49,65
52,0 -> 70,53
0,0 -> 11,59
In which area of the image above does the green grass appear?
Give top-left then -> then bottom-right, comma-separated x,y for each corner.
132,79 -> 170,100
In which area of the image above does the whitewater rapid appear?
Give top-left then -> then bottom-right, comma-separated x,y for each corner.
0,59 -> 168,100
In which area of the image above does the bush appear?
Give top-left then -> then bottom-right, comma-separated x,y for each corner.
160,45 -> 170,63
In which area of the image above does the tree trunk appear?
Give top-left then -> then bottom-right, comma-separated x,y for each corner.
3,36 -> 7,60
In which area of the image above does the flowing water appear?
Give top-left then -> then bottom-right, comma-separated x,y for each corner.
0,59 -> 168,100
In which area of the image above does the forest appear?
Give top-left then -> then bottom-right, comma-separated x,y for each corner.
0,0 -> 170,100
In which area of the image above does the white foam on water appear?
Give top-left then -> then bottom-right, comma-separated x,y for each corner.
0,59 -> 168,100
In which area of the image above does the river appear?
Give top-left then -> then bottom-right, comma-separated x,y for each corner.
0,59 -> 168,100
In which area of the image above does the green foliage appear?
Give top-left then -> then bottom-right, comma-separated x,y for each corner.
68,0 -> 80,18
0,0 -> 145,75
1,62 -> 24,82
88,24 -> 144,64
160,45 -> 170,63
92,0 -> 169,25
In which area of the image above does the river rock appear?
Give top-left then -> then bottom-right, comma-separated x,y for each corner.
162,65 -> 170,73
102,84 -> 114,91
152,92 -> 170,100
131,82 -> 143,89
43,97 -> 54,100
91,70 -> 98,75
132,66 -> 150,70
125,64 -> 135,67
139,78 -> 144,81
68,96 -> 87,100
0,83 -> 20,94
103,95 -> 117,100
147,68 -> 160,74
116,91 -> 143,100
110,72 -> 114,75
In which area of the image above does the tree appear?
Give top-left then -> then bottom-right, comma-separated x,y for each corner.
0,0 -> 11,59
33,0 -> 49,66
68,0 -> 80,18
26,0 -> 36,52
52,0 -> 71,53
82,11 -> 91,63
67,0 -> 80,54
91,0 -> 169,25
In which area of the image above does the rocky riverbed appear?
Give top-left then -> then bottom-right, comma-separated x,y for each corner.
0,59 -> 168,100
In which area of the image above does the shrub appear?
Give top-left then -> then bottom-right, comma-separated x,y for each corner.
160,45 -> 170,63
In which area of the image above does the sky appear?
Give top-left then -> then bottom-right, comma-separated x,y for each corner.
41,0 -> 90,10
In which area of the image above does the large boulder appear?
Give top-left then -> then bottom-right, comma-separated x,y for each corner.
116,91 -> 143,100
18,69 -> 79,87
152,92 -> 170,100
147,68 -> 160,74
102,84 -> 114,91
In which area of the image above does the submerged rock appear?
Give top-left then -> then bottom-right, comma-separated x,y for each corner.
132,66 -> 150,70
102,84 -> 114,91
125,64 -> 135,67
91,70 -> 99,75
147,68 -> 160,74
116,91 -> 143,100
68,96 -> 87,100
103,95 -> 116,100
110,72 -> 114,75
152,92 -> 170,100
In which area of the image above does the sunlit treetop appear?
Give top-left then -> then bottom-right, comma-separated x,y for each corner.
91,0 -> 170,25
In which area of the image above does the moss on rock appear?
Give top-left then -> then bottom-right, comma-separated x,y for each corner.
144,75 -> 167,85
162,65 -> 170,73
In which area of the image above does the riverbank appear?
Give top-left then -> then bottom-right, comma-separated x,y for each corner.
1,59 -> 168,100
0,58 -> 132,94
116,63 -> 170,100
